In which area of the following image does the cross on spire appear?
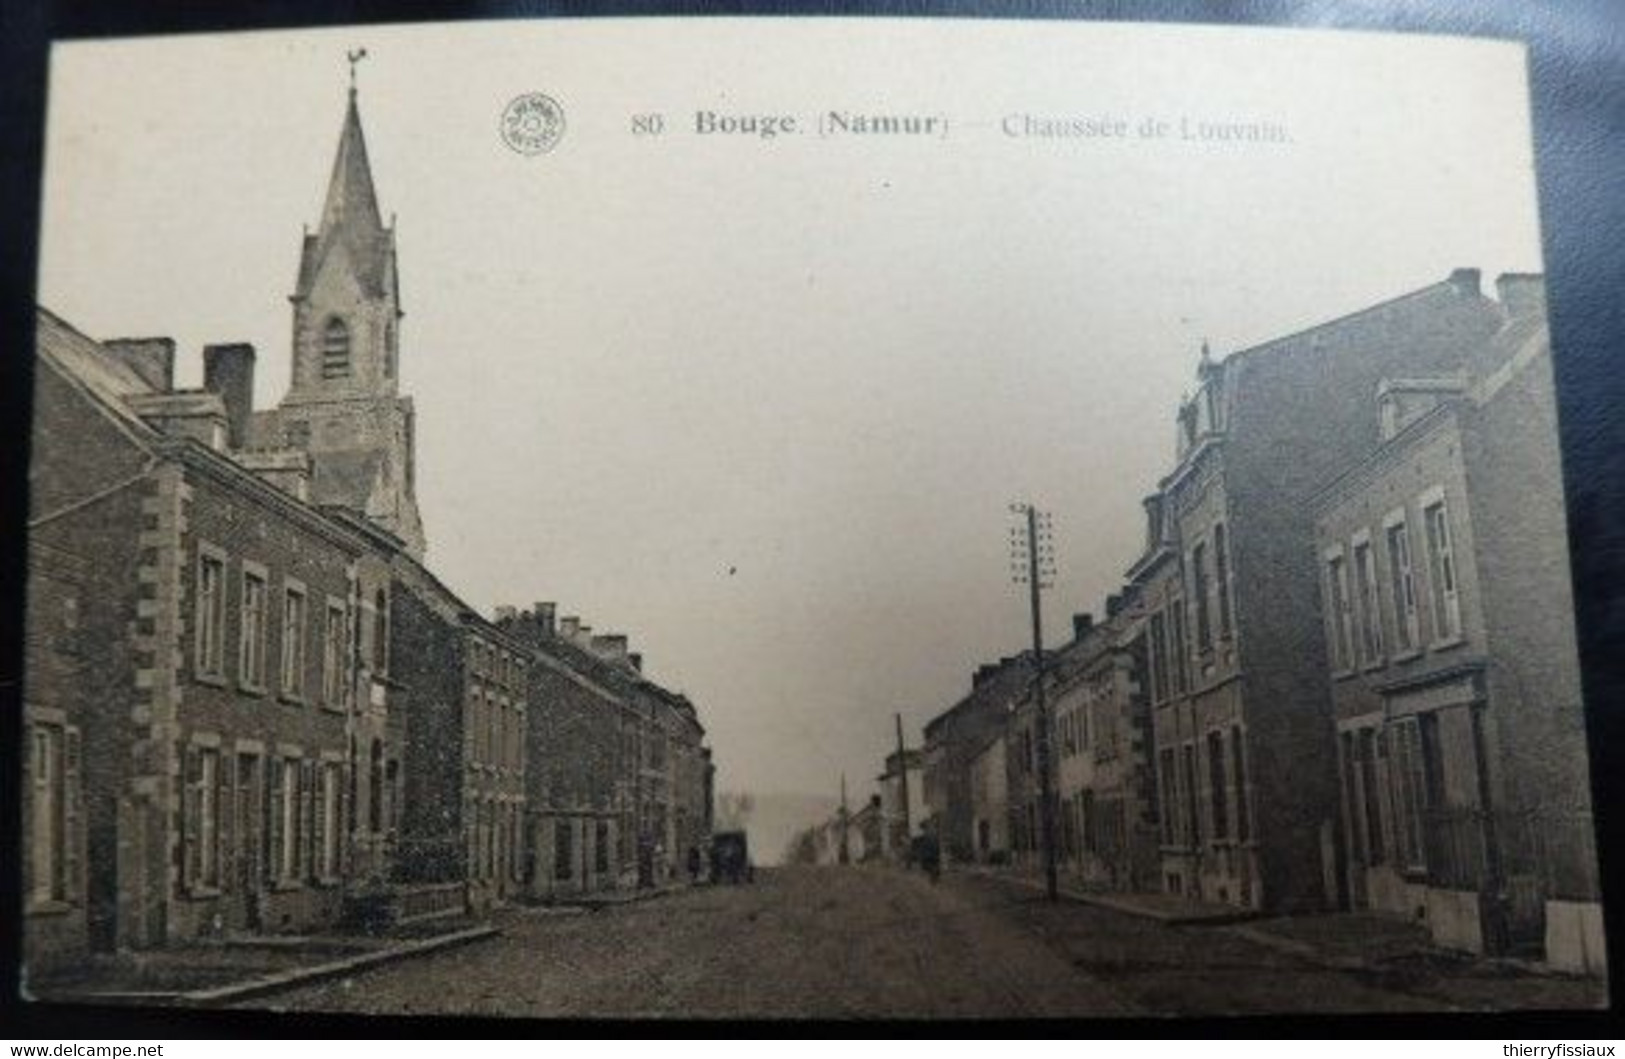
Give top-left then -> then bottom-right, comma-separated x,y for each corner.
347,47 -> 368,94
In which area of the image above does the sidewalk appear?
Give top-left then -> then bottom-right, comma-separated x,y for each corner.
25,918 -> 498,1007
966,863 -> 1608,1010
965,864 -> 1257,925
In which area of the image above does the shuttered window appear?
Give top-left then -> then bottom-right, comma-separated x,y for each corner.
321,318 -> 351,379
26,722 -> 81,906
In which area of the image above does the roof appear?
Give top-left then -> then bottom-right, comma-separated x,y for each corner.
294,89 -> 397,302
35,308 -> 160,443
308,448 -> 386,509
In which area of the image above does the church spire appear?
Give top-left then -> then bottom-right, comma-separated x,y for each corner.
294,65 -> 394,304
318,80 -> 384,242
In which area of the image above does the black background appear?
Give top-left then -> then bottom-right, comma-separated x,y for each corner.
2,0 -> 1623,1039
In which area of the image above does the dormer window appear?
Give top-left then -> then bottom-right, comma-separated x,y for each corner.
321,317 -> 351,379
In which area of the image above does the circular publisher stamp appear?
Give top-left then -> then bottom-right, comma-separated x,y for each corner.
500,93 -> 566,155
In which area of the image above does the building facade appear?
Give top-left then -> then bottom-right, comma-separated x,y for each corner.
921,655 -> 1034,864
1049,607 -> 1158,892
390,559 -> 527,912
1312,276 -> 1602,971
1139,270 -> 1505,912
27,310 -> 395,961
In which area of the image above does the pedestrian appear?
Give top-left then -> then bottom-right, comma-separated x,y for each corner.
688,844 -> 701,884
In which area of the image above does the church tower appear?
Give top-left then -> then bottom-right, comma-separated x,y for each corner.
267,74 -> 426,558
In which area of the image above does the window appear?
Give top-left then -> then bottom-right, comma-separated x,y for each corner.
1353,538 -> 1384,665
196,548 -> 227,679
1082,789 -> 1098,853
490,699 -> 502,769
369,740 -> 384,833
386,759 -> 401,833
1182,743 -> 1201,846
269,756 -> 302,882
372,588 -> 388,674
183,745 -> 221,890
319,763 -> 341,880
321,317 -> 351,379
1192,543 -> 1213,651
1385,518 -> 1420,652
1424,498 -> 1461,642
281,584 -> 307,698
1358,728 -> 1384,866
1207,730 -> 1229,841
1169,600 -> 1189,694
1230,726 -> 1249,843
1388,718 -> 1429,872
1148,612 -> 1170,703
27,721 -> 80,906
239,566 -> 268,690
1214,523 -> 1233,638
1325,551 -> 1354,671
322,600 -> 347,707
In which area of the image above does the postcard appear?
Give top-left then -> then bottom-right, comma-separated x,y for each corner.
22,17 -> 1606,1017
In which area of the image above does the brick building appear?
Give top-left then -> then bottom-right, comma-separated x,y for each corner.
390,559 -> 527,911
26,311 -> 393,962
1139,270 -> 1505,912
495,603 -> 714,896
1311,275 -> 1602,971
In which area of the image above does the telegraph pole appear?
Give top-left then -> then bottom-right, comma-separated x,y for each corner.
893,712 -> 911,863
838,771 -> 851,865
1010,502 -> 1059,901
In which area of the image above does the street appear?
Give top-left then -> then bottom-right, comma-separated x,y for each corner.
244,867 -> 1603,1019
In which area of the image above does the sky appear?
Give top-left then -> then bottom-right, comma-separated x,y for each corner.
36,18 -> 1545,808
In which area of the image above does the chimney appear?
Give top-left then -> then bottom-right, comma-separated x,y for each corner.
104,337 -> 175,392
534,602 -> 557,636
1072,612 -> 1093,641
972,663 -> 997,689
1495,273 -> 1545,320
494,605 -> 518,623
628,652 -> 643,673
591,633 -> 629,663
203,343 -> 255,449
573,624 -> 593,648
559,616 -> 580,640
1447,267 -> 1482,298
1106,593 -> 1123,618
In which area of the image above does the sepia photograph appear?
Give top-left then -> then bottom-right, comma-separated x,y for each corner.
12,13 -> 1616,1024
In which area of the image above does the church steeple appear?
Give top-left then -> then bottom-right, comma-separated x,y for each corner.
318,89 -> 385,251
289,74 -> 401,399
271,60 -> 425,559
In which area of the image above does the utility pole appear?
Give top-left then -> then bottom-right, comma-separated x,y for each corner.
1010,502 -> 1059,901
893,712 -> 911,864
838,772 -> 851,865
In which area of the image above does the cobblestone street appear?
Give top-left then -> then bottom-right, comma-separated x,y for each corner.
243,867 -> 1606,1019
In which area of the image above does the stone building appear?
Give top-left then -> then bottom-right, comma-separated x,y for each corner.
26,310 -> 393,961
1139,270 -> 1506,912
1311,275 -> 1602,972
245,84 -> 425,559
1048,606 -> 1157,892
921,654 -> 1035,864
